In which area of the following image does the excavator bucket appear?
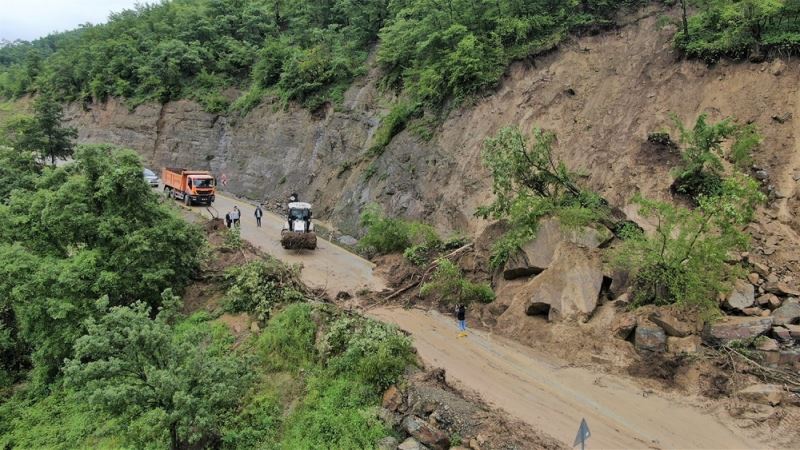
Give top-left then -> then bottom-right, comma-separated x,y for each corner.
280,231 -> 317,250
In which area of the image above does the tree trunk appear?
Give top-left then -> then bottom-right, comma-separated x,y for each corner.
681,0 -> 689,40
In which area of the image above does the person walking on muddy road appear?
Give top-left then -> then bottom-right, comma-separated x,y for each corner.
225,212 -> 232,228
455,303 -> 467,337
254,204 -> 263,227
230,206 -> 241,227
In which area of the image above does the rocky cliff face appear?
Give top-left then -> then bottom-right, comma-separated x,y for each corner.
65,11 -> 800,246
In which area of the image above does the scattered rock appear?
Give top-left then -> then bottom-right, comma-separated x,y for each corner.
747,272 -> 760,285
750,261 -> 770,278
402,416 -> 450,450
756,293 -> 781,310
649,311 -> 693,337
398,437 -> 428,450
771,299 -> 800,326
249,321 -> 260,333
666,335 -> 700,354
770,59 -> 786,76
635,322 -> 667,352
702,316 -> 773,345
772,326 -> 793,343
377,436 -> 399,450
738,384 -> 784,406
764,282 -> 800,297
755,337 -> 779,351
724,282 -> 756,311
383,385 -> 405,412
611,313 -> 637,340
786,324 -> 800,339
337,235 -> 359,246
377,408 -> 402,428
741,307 -> 764,317
754,169 -> 769,181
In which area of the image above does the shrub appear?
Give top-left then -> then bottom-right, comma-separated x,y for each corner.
323,315 -> 415,391
368,101 -> 420,157
224,259 -> 305,323
223,226 -> 243,250
357,204 -> 440,256
613,175 -> 764,316
420,260 -> 495,305
257,303 -> 317,371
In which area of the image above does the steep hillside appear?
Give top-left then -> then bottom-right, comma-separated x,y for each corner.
65,9 -> 800,246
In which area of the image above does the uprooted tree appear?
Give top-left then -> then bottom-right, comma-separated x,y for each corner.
476,126 -> 610,268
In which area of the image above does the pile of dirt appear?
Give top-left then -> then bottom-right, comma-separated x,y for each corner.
379,367 -> 565,450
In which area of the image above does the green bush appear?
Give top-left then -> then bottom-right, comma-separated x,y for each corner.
420,260 -> 495,305
324,316 -> 415,390
613,176 -> 764,316
357,203 -> 440,256
224,259 -> 305,323
368,101 -> 420,157
257,303 -> 317,371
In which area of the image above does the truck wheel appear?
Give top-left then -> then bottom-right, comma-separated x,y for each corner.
184,194 -> 191,206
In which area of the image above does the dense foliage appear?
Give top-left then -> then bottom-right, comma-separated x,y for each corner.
3,90 -> 77,164
224,258 -> 306,323
0,0 -> 650,114
420,260 -> 495,305
477,126 -> 609,267
0,144 -> 203,388
676,0 -> 800,62
669,113 -> 761,201
613,174 -> 764,315
357,203 -> 441,256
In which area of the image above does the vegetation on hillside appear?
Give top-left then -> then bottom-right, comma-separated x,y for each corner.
676,0 -> 800,62
0,0 -> 649,115
0,113 -> 414,448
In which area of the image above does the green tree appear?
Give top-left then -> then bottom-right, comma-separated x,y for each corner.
420,259 -> 495,305
613,174 -> 764,315
64,298 -> 252,450
9,90 -> 77,165
477,126 -> 609,267
669,113 -> 761,201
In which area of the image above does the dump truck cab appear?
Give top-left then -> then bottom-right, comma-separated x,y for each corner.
162,168 -> 217,206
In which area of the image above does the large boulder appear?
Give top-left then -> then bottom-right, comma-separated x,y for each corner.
738,384 -> 784,406
702,316 -> 773,345
382,385 -> 404,412
771,299 -> 800,326
377,436 -> 399,450
401,416 -> 449,450
611,313 -> 637,340
635,321 -> 667,352
496,243 -> 604,326
724,280 -> 755,310
502,218 -> 610,280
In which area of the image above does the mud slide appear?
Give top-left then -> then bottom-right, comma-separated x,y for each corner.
194,193 -> 766,450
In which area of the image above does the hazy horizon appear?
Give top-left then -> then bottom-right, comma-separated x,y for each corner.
1,0 -> 146,42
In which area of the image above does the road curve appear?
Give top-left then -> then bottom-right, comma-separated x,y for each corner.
186,192 -> 765,450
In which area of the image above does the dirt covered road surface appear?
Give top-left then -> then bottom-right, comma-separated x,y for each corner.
194,192 -> 384,295
189,192 -> 766,450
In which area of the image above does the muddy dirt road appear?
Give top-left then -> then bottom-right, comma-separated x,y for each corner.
189,193 -> 765,449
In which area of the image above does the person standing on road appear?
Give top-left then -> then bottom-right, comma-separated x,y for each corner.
455,304 -> 467,337
230,207 -> 240,227
225,212 -> 232,228
254,204 -> 263,227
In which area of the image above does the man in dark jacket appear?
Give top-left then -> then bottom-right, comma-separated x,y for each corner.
455,304 -> 467,337
225,212 -> 232,228
254,204 -> 263,227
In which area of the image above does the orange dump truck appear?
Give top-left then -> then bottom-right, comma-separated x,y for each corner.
162,167 -> 216,206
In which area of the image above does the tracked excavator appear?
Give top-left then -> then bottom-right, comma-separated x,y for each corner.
280,194 -> 317,250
